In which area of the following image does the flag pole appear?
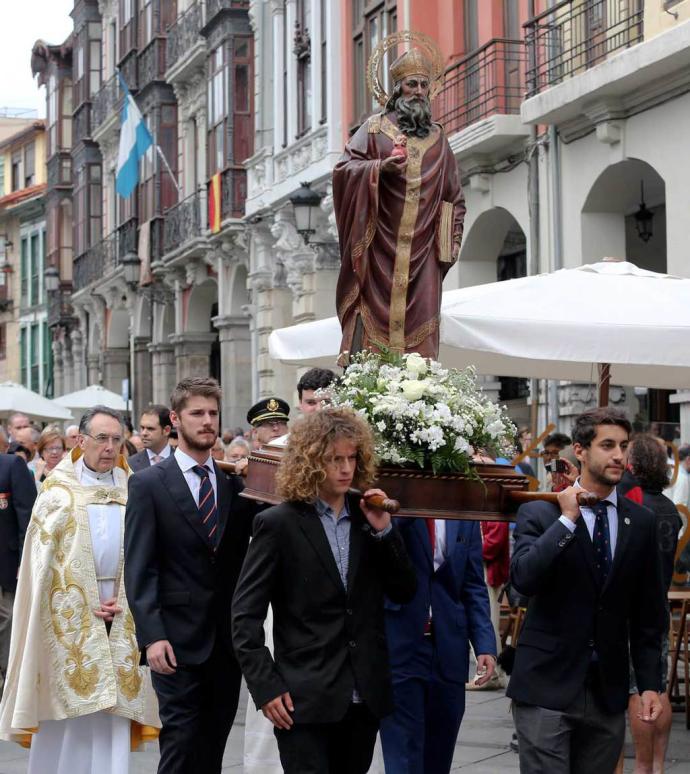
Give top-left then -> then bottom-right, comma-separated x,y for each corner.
156,144 -> 181,195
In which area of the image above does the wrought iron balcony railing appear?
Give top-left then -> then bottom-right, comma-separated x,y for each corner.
47,286 -> 75,328
206,0 -> 250,25
72,218 -> 138,292
167,1 -> 204,71
436,38 -> 526,137
138,37 -> 167,89
163,190 -> 204,255
92,74 -> 121,133
524,0 -> 643,96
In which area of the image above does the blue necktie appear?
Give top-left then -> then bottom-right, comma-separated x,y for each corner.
591,501 -> 612,585
193,465 -> 218,547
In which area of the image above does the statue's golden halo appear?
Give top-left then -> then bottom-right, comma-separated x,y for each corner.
367,30 -> 445,108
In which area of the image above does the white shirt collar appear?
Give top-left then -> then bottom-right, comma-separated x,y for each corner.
147,445 -> 171,461
174,446 -> 214,474
575,477 -> 618,507
76,456 -> 116,485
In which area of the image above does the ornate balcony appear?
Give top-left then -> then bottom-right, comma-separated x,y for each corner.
166,1 -> 205,77
47,152 -> 72,189
92,75 -> 121,134
73,233 -> 117,292
73,103 -> 92,144
524,0 -> 643,96
72,218 -> 138,292
437,38 -> 526,137
220,167 -> 247,221
205,0 -> 250,27
47,287 -> 75,328
138,37 -> 167,90
162,190 -> 204,255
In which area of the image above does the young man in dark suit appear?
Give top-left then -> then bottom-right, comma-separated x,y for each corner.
127,404 -> 173,472
232,407 -> 417,774
124,377 -> 258,773
508,407 -> 666,774
0,452 -> 36,690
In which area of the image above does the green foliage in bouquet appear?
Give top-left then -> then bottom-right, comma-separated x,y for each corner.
329,350 -> 516,475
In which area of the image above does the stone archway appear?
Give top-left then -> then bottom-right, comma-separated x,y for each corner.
582,158 -> 666,272
173,279 -> 219,382
103,307 -> 130,398
150,300 -> 176,405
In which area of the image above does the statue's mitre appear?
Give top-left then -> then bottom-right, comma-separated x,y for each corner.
367,31 -> 445,107
390,48 -> 433,84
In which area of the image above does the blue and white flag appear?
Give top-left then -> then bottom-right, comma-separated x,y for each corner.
116,73 -> 153,198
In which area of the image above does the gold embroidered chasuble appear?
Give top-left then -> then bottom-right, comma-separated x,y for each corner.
0,449 -> 159,747
333,112 -> 466,359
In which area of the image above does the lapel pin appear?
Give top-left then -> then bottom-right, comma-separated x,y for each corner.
624,517 -> 630,526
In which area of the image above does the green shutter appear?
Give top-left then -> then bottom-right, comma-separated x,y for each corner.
19,327 -> 27,387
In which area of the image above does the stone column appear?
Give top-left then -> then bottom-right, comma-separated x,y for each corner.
62,340 -> 75,394
87,354 -> 101,386
149,343 -> 176,404
102,348 -> 130,396
132,336 -> 153,419
169,332 -> 218,381
52,338 -> 64,398
70,327 -> 87,390
213,315 -> 252,430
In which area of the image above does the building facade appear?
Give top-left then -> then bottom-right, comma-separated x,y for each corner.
0,117 -> 51,393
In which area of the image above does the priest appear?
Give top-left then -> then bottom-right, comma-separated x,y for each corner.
0,405 -> 159,774
333,34 -> 466,361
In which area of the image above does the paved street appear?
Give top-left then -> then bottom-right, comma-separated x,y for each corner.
0,685 -> 688,772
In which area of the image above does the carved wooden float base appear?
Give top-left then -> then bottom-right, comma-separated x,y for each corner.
240,447 -> 530,522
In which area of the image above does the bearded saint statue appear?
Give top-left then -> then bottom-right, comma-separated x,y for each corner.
333,33 -> 465,361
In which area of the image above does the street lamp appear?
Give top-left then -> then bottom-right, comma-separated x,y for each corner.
634,181 -> 654,243
44,265 -> 60,293
289,182 -> 323,244
121,251 -> 141,288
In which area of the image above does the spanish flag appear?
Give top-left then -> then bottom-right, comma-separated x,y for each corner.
208,172 -> 221,234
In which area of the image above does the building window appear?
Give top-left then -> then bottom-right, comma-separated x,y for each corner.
352,0 -> 397,127
11,151 -> 22,192
295,0 -> 312,138
233,37 -> 253,164
139,105 -> 177,222
30,324 -> 40,393
208,44 -> 228,175
30,232 -> 40,306
20,328 -> 27,387
43,322 -> 53,397
120,0 -> 138,59
0,325 -> 6,360
75,163 -> 102,256
139,0 -> 154,49
0,160 -> 5,196
47,75 -> 58,155
20,237 -> 28,304
24,142 -> 35,188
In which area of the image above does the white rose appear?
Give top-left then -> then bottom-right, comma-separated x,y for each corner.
405,353 -> 427,377
400,380 -> 427,401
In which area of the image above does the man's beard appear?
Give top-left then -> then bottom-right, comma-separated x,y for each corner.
178,425 -> 216,452
395,95 -> 433,138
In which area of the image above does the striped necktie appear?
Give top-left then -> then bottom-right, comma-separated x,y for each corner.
193,465 -> 218,547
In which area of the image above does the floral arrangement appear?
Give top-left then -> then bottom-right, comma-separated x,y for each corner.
329,350 -> 516,475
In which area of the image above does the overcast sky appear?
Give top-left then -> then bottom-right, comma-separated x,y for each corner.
0,0 -> 73,117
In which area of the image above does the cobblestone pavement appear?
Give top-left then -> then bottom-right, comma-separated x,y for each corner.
0,685 -> 688,772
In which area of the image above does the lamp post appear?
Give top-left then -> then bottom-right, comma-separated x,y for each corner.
121,251 -> 142,288
44,265 -> 60,293
634,181 -> 654,243
289,182 -> 324,245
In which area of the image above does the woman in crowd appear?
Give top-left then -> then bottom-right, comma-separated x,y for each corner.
34,426 -> 66,485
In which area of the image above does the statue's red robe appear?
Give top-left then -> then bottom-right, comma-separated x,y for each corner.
333,112 -> 465,360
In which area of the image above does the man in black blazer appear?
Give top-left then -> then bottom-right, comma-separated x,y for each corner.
508,407 -> 666,773
232,407 -> 416,774
127,404 -> 173,472
0,452 -> 36,689
124,378 -> 258,773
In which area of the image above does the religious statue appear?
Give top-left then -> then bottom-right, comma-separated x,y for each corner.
333,31 -> 466,361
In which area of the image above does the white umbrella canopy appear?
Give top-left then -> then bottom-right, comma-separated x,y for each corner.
0,382 -> 74,422
54,384 -> 128,414
269,260 -> 690,392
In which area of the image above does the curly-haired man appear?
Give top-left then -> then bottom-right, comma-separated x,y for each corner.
232,407 -> 416,774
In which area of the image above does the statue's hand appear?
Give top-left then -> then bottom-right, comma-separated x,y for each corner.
452,242 -> 461,262
381,155 -> 407,176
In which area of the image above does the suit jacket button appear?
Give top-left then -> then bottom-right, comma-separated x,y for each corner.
588,639 -> 595,647
348,640 -> 356,648
346,609 -> 353,616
